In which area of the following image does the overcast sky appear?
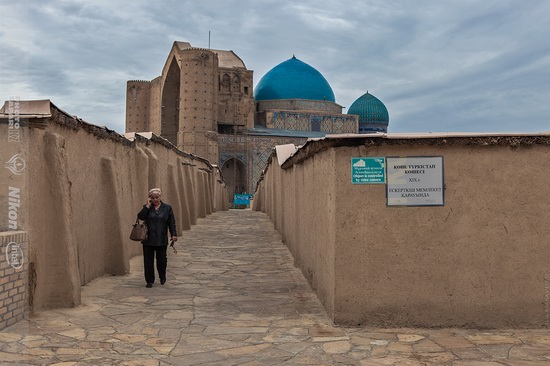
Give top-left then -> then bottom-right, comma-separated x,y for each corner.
1,0 -> 549,134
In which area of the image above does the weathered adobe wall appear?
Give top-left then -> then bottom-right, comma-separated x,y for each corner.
255,148 -> 337,317
2,107 -> 228,313
253,136 -> 550,328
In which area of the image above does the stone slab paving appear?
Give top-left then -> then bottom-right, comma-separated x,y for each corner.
1,209 -> 549,365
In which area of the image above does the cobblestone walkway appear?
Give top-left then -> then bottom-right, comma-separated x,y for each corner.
1,209 -> 549,365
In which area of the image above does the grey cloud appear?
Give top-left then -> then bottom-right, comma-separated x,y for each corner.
1,0 -> 549,134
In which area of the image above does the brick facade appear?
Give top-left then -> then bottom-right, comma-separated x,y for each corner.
256,99 -> 343,114
126,42 -> 361,203
126,42 -> 254,164
0,231 -> 28,330
219,134 -> 306,194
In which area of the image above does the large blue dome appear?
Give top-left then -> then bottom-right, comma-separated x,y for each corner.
254,56 -> 335,102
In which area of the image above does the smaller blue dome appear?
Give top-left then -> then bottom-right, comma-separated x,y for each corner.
254,56 -> 335,102
348,92 -> 389,133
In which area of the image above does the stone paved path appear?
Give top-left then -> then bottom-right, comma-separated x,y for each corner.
1,209 -> 549,365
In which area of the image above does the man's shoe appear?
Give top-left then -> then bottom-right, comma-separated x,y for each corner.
160,278 -> 166,285
146,283 -> 153,288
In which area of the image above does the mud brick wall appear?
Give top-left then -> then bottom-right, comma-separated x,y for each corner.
254,135 -> 550,328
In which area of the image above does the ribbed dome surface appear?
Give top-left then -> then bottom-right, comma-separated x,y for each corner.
348,92 -> 389,132
254,56 -> 335,102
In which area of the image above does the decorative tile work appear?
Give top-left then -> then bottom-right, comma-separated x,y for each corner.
273,112 -> 310,131
333,118 -> 345,133
220,152 -> 247,168
220,135 -> 306,192
271,112 -> 357,133
250,136 -> 305,190
321,118 -> 332,132
252,146 -> 274,188
217,110 -> 356,194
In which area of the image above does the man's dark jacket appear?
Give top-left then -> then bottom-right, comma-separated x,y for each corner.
137,202 -> 177,246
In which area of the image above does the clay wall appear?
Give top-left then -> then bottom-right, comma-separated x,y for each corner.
253,135 -> 550,328
257,147 -> 337,317
1,104 -> 228,315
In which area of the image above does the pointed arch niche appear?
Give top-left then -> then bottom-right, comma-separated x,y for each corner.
221,158 -> 246,202
161,57 -> 180,145
232,75 -> 241,92
221,73 -> 231,92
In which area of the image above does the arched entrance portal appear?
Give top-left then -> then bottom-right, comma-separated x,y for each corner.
222,158 -> 246,204
161,57 -> 180,146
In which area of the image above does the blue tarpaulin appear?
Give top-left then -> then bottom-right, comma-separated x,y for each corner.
234,193 -> 253,205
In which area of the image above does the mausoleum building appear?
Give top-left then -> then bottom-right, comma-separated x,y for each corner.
126,41 -> 390,202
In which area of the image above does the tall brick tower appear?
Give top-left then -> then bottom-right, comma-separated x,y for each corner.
126,41 -> 254,164
177,48 -> 218,159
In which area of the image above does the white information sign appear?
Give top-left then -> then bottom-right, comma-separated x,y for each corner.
386,156 -> 444,206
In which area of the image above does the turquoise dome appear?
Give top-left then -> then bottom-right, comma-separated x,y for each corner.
254,56 -> 335,102
348,92 -> 389,133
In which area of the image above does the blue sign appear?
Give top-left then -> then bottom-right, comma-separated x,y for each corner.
351,157 -> 386,184
234,193 -> 253,205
